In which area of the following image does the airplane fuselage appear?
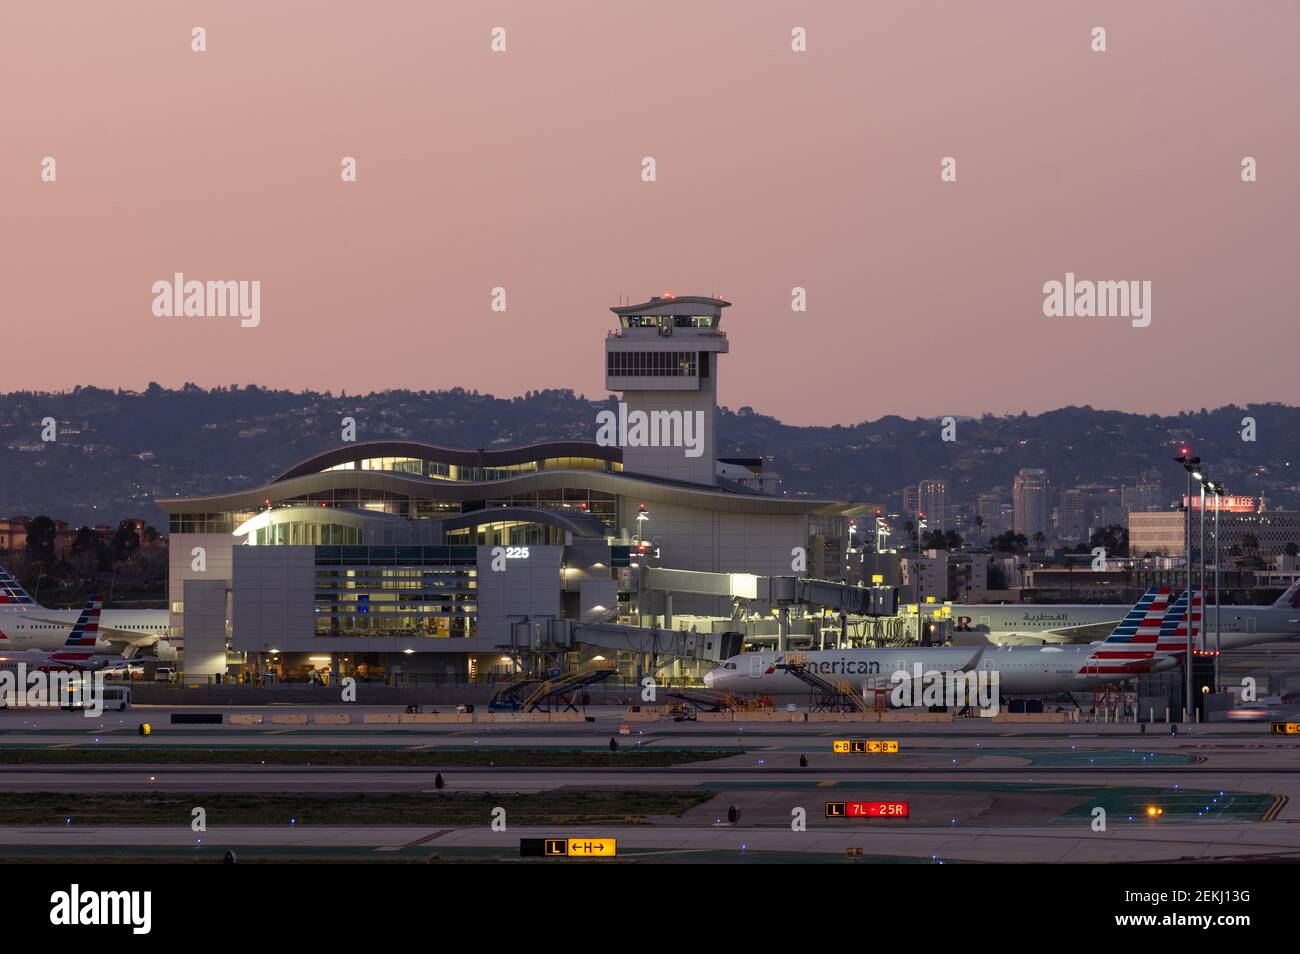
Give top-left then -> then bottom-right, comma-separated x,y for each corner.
0,607 -> 169,653
951,603 -> 1300,649
704,646 -> 1174,697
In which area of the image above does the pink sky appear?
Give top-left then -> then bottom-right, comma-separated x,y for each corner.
3,1 -> 1296,426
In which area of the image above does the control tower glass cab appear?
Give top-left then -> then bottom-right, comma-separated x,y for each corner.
606,295 -> 730,486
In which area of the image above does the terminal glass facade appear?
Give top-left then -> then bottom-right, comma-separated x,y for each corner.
321,456 -> 618,481
169,487 -> 623,535
313,546 -> 478,638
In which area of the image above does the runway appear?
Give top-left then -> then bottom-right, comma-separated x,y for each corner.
2,821 -> 1297,863
2,702 -> 1299,862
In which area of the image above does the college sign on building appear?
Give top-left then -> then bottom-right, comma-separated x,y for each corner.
1182,495 -> 1256,513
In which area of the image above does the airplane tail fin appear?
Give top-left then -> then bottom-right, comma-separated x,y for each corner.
48,596 -> 103,661
1083,585 -> 1171,673
0,567 -> 37,606
1271,579 -> 1300,609
1156,590 -> 1202,657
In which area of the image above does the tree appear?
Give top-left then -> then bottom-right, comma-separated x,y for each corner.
1088,524 -> 1129,557
990,530 -> 1028,554
70,526 -> 98,557
69,526 -> 101,585
921,528 -> 956,550
1031,531 -> 1046,551
24,516 -> 56,566
132,548 -> 168,589
1285,542 -> 1298,558
111,520 -> 140,564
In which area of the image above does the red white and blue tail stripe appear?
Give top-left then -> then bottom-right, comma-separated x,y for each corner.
1081,585 -> 1170,675
1156,590 -> 1202,657
47,596 -> 103,662
0,568 -> 36,605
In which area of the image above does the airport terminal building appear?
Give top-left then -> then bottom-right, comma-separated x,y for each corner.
157,296 -> 867,682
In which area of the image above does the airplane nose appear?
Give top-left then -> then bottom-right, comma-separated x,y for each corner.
703,669 -> 716,689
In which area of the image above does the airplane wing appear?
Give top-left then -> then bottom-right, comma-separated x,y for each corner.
1036,620 -> 1125,644
95,624 -> 163,645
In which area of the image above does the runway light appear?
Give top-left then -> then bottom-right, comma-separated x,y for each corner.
1146,806 -> 1164,817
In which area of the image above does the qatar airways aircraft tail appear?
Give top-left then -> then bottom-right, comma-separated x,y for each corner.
1271,579 -> 1300,610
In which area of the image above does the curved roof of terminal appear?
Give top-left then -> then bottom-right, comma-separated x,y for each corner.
157,440 -> 851,516
237,503 -> 611,539
271,440 -> 621,483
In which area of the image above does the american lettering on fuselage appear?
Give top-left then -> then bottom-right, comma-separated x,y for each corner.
808,660 -> 882,676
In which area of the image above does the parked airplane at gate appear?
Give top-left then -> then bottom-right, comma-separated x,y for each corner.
0,568 -> 174,660
704,587 -> 1179,697
0,597 -> 130,673
949,579 -> 1300,647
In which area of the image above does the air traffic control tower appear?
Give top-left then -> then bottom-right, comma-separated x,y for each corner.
606,295 -> 730,486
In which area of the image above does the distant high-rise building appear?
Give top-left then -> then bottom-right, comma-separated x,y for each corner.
1013,468 -> 1050,541
977,491 -> 1010,539
917,479 -> 946,530
1122,476 -> 1166,515
902,485 -> 919,516
1059,488 -> 1087,541
1060,483 -> 1124,542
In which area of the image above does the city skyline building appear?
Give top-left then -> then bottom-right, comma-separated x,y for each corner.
1013,468 -> 1051,542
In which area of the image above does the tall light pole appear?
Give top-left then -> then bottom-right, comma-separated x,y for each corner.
1174,449 -> 1200,720
874,510 -> 886,582
633,504 -> 650,679
1210,481 -> 1224,690
1198,478 -> 1206,652
915,513 -> 927,644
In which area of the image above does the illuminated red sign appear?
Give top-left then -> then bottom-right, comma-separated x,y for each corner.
1182,495 -> 1255,513
846,801 -> 909,818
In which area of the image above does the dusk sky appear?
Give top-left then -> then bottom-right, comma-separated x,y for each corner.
4,1 -> 1296,426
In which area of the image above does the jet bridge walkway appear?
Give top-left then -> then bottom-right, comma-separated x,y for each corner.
643,568 -> 879,615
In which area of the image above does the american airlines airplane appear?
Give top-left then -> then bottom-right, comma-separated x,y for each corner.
0,598 -> 129,673
704,587 -> 1183,697
949,579 -> 1300,646
0,568 -> 175,660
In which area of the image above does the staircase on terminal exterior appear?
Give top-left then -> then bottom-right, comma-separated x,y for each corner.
490,659 -> 619,713
774,653 -> 870,713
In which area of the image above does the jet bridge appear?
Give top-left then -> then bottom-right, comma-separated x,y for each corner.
642,568 -> 881,612
641,568 -> 895,649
